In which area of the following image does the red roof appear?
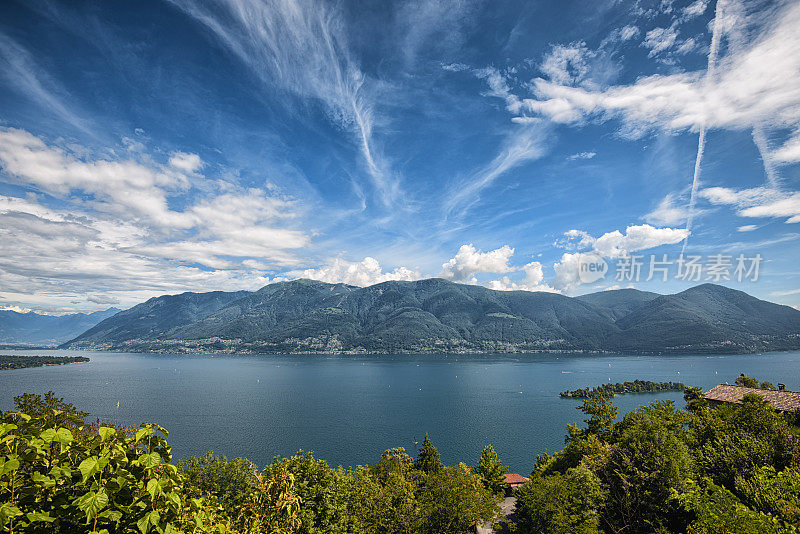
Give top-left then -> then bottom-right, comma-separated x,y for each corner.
504,473 -> 529,485
703,384 -> 800,412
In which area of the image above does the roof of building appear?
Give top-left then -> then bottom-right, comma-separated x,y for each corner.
703,384 -> 800,412
504,473 -> 529,485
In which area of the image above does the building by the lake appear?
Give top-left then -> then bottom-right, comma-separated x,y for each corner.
503,473 -> 529,494
703,384 -> 800,413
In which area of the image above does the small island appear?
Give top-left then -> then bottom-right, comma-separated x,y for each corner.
0,354 -> 89,370
561,379 -> 686,398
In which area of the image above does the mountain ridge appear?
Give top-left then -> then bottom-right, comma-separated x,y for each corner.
61,280 -> 800,354
0,307 -> 121,345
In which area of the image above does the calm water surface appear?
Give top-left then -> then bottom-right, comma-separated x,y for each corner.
1,350 -> 799,472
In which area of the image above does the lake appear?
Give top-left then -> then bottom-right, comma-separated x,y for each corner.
1,349 -> 799,473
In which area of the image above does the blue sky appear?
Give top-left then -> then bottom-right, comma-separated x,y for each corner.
0,0 -> 799,313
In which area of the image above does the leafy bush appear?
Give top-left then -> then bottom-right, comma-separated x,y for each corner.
514,465 -> 606,534
0,411 -> 225,533
671,478 -> 796,534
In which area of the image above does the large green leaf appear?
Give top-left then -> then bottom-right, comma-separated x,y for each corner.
140,452 -> 162,469
137,510 -> 161,534
39,428 -> 57,442
1,458 -> 20,476
79,457 -> 102,483
0,503 -> 22,527
75,489 -> 109,521
55,427 -> 73,444
31,471 -> 56,487
26,511 -> 55,523
146,478 -> 162,500
98,426 -> 117,441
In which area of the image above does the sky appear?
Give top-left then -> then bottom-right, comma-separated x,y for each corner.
0,0 -> 799,314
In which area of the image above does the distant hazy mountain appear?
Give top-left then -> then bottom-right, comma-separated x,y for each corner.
62,280 -> 800,354
0,308 -> 121,345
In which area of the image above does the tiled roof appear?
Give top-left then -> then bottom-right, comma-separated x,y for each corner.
504,473 -> 529,485
703,384 -> 800,412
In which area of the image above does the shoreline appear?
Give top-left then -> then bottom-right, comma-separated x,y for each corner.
42,346 -> 798,357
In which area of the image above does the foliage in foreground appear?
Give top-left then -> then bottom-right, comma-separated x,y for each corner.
516,376 -> 800,533
1,393 -> 500,533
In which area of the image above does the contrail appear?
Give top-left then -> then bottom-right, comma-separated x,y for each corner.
752,127 -> 779,188
682,0 -> 726,253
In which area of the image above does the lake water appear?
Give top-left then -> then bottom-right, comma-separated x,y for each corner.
1,350 -> 799,473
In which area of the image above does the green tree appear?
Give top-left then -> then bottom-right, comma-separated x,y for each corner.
241,465 -> 302,534
180,451 -> 259,525
416,464 -> 500,534
414,434 -> 442,474
736,373 -> 761,388
579,394 -> 618,437
266,451 -> 359,534
476,445 -> 507,495
684,386 -> 708,413
672,478 -> 793,534
697,393 -> 788,488
354,449 -> 419,534
735,466 -> 800,526
600,402 -> 695,533
10,391 -> 88,429
761,381 -> 778,391
514,465 -> 607,534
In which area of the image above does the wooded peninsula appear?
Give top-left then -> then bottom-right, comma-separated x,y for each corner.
0,354 -> 89,370
560,379 -> 687,398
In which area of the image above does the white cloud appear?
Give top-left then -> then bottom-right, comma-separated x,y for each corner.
620,25 -> 640,40
593,224 -> 689,258
645,192 -> 690,226
508,1 -> 800,163
550,224 -> 689,291
0,130 -> 312,312
700,186 -> 800,223
643,25 -> 680,57
773,135 -> 800,164
556,229 -> 596,250
771,288 -> 800,297
552,252 -> 585,292
440,244 -> 514,281
737,224 -> 758,232
169,0 -> 401,207
540,42 -> 595,86
681,0 -> 709,20
0,128 -> 193,228
0,34 -> 90,134
487,261 -> 559,293
298,257 -> 420,286
168,152 -> 203,173
87,294 -> 120,305
444,124 -> 549,215
674,37 -> 698,55
567,151 -> 596,160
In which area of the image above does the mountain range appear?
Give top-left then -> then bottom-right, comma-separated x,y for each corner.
61,279 -> 800,354
0,308 -> 120,345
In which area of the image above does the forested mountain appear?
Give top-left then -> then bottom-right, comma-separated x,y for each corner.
63,280 -> 800,354
0,307 -> 120,345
